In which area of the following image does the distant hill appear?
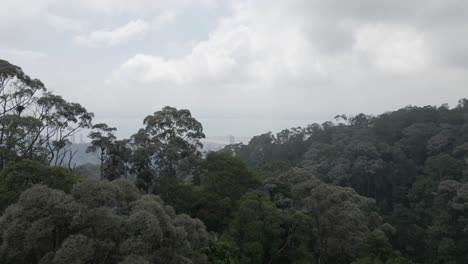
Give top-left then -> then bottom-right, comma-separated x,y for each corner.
69,141 -> 229,167
69,143 -> 99,166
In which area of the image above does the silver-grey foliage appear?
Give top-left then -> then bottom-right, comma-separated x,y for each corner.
0,180 -> 208,264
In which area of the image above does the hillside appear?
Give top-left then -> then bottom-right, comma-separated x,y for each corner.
223,100 -> 468,263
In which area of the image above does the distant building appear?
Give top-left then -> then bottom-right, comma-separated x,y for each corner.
229,135 -> 235,145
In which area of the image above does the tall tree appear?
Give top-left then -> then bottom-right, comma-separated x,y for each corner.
0,59 -> 45,168
0,60 -> 93,168
87,123 -> 117,179
104,139 -> 132,180
131,106 -> 205,192
37,93 -> 93,167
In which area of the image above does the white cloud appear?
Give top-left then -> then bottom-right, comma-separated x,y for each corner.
103,0 -> 468,137
75,20 -> 149,47
110,1 -> 327,87
355,24 -> 430,72
108,0 -> 436,92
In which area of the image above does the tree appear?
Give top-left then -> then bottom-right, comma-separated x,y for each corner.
275,168 -> 386,264
351,231 -> 413,264
0,159 -> 79,211
37,93 -> 93,167
200,152 -> 258,201
87,123 -> 117,179
191,187 -> 235,232
190,152 -> 258,232
0,59 -> 45,168
227,193 -> 285,264
0,60 -> 93,169
130,106 -> 205,193
226,192 -> 315,264
205,233 -> 240,264
0,180 -> 209,264
221,127 -> 309,169
425,180 -> 468,264
104,139 -> 132,180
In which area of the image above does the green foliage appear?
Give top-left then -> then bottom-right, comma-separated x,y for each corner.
0,159 -> 79,211
284,168 -> 385,263
224,102 -> 468,264
87,123 -> 117,179
0,180 -> 209,264
352,231 -> 413,264
251,161 -> 292,181
185,153 -> 259,233
130,106 -> 205,192
191,187 -> 234,232
221,127 -> 309,168
364,232 -> 394,260
104,139 -> 132,180
86,125 -> 131,181
3,61 -> 468,264
227,193 -> 284,264
205,233 -> 240,264
200,152 -> 258,201
226,192 -> 315,264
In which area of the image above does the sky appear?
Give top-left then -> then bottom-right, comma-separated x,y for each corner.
1,0 -> 468,138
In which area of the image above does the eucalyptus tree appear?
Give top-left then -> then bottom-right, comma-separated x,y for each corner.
0,59 -> 45,117
0,60 -> 93,168
0,59 -> 45,167
104,139 -> 132,180
37,93 -> 93,167
130,106 -> 205,193
87,123 -> 117,179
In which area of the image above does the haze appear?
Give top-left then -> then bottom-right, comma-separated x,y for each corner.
2,0 -> 467,137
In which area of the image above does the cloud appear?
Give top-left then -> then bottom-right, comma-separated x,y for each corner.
109,1 -> 327,86
76,0 -> 218,16
152,10 -> 178,30
46,14 -> 84,32
74,20 -> 149,47
103,0 -> 468,134
0,49 -> 48,60
109,0 -> 455,89
354,24 -> 430,72
2,0 -> 468,136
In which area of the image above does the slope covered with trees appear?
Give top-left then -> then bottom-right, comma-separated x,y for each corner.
0,60 -> 467,263
226,101 -> 468,264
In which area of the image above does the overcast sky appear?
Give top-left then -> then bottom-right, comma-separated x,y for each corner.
2,0 -> 468,138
